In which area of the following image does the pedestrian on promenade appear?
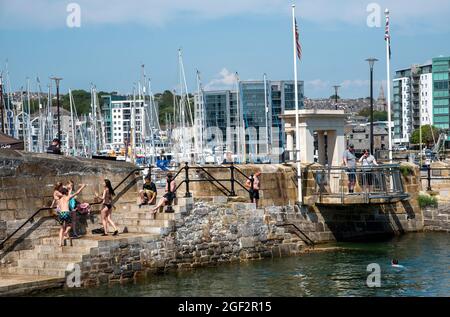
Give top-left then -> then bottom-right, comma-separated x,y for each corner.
359,149 -> 378,192
343,144 -> 357,193
95,179 -> 119,236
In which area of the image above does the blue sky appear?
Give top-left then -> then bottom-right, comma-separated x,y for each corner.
1,0 -> 450,98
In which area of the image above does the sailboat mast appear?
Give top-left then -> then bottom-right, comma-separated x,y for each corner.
69,89 -> 76,155
131,85 -> 136,163
195,70 -> 204,162
263,73 -> 270,158
36,77 -> 44,152
26,78 -> 32,151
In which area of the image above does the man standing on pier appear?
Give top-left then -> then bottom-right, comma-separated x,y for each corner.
343,144 -> 356,193
246,172 -> 261,207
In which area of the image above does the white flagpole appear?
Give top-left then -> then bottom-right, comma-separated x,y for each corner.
385,8 -> 393,163
292,4 -> 302,204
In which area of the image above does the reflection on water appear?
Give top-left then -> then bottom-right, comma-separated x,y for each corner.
35,233 -> 449,297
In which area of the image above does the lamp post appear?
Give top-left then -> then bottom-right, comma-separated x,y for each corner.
365,58 -> 378,155
50,77 -> 63,142
332,85 -> 340,110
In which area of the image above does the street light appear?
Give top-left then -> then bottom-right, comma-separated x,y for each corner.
365,58 -> 378,155
332,85 -> 340,110
50,77 -> 63,142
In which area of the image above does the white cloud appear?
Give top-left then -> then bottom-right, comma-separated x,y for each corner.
0,0 -> 286,28
1,0 -> 449,33
204,68 -> 237,90
306,79 -> 330,90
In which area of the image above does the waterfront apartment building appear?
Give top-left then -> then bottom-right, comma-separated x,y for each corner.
101,95 -> 147,148
432,56 -> 450,133
393,63 -> 433,145
194,80 -> 304,159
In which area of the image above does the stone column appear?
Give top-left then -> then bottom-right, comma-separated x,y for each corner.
286,131 -> 294,161
317,131 -> 326,165
299,124 -> 315,164
332,127 -> 345,166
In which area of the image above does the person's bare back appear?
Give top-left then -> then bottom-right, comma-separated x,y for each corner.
58,184 -> 86,211
58,195 -> 71,212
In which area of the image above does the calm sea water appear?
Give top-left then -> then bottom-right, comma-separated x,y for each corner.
35,233 -> 449,297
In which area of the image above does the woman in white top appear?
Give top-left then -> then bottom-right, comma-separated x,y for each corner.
359,149 -> 378,192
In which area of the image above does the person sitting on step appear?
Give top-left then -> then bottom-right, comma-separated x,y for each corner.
151,172 -> 176,216
139,175 -> 157,207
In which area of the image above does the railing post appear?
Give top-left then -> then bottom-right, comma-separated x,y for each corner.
427,165 -> 432,191
184,162 -> 191,197
230,163 -> 236,196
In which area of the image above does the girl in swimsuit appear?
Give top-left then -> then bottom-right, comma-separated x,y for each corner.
51,182 -> 64,211
96,179 -> 118,236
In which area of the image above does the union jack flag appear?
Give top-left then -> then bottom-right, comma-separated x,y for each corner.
295,18 -> 302,60
385,14 -> 391,59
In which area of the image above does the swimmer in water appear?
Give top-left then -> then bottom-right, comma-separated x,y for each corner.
391,259 -> 405,268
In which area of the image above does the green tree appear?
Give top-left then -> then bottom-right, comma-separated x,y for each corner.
329,95 -> 340,100
410,125 -> 441,145
61,89 -> 92,114
358,107 -> 387,121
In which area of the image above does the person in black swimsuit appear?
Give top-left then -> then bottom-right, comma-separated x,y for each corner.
95,179 -> 119,236
151,173 -> 176,216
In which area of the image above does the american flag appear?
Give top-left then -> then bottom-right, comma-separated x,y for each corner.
295,18 -> 302,60
385,14 -> 391,59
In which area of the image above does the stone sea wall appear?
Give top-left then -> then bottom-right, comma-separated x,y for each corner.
422,203 -> 450,232
79,201 -> 308,286
78,194 -> 425,286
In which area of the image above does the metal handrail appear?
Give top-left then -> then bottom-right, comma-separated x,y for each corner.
169,163 -> 253,198
0,167 -> 146,250
420,165 -> 450,191
305,164 -> 408,203
276,223 -> 315,247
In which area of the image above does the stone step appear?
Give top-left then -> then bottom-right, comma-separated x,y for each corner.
123,225 -> 162,234
126,206 -> 179,213
17,259 -> 79,270
119,219 -> 171,227
17,250 -> 84,262
18,250 -> 83,261
5,267 -> 66,278
0,274 -> 65,296
123,212 -> 175,220
35,244 -> 92,254
40,237 -> 99,248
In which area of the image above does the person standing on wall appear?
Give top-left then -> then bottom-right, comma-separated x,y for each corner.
359,149 -> 378,193
246,171 -> 261,207
343,144 -> 357,193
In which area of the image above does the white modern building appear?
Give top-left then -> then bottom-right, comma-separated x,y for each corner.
393,64 -> 433,145
110,99 -> 146,148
